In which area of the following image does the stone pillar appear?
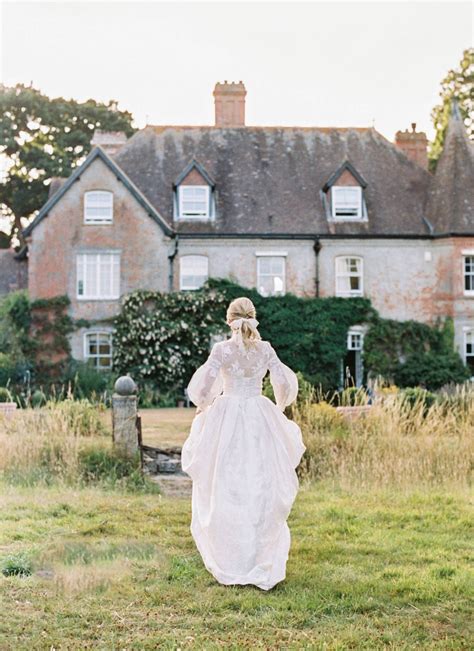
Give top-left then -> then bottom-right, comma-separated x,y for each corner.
112,376 -> 139,457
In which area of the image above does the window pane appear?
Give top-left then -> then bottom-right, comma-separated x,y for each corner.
465,256 -> 474,291
335,257 -> 362,296
85,191 -> 113,222
257,256 -> 285,296
180,256 -> 209,290
77,253 -> 119,298
85,332 -> 113,370
332,186 -> 362,217
180,186 -> 209,217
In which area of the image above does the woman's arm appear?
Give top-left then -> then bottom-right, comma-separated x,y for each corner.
187,343 -> 224,410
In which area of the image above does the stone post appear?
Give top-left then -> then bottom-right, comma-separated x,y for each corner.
112,375 -> 139,457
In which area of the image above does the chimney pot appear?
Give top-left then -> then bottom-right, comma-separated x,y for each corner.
213,81 -> 247,128
395,123 -> 428,169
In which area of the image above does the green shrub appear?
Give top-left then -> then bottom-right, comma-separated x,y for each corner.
0,386 -> 12,402
137,382 -> 180,408
78,448 -> 160,493
31,389 -> 47,408
399,387 -> 437,412
63,360 -> 114,403
1,553 -> 32,577
394,351 -> 470,391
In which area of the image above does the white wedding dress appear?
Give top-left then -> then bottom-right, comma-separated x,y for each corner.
181,334 -> 306,591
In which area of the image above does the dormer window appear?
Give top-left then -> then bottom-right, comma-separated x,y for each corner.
84,191 -> 113,224
174,159 -> 216,221
179,186 -> 210,219
332,186 -> 362,219
323,161 -> 368,222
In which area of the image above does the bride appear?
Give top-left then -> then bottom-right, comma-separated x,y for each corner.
181,297 -> 306,591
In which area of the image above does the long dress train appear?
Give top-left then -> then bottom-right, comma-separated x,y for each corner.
181,335 -> 306,591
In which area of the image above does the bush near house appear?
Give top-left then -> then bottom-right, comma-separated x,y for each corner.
0,283 -> 470,403
113,279 -> 373,393
113,279 -> 470,394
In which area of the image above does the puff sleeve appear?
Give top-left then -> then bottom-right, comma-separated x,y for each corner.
187,343 -> 224,410
266,343 -> 299,411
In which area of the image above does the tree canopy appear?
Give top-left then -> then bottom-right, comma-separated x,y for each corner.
0,84 -> 136,247
429,48 -> 474,171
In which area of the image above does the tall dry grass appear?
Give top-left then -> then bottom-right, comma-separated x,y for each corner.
295,383 -> 474,488
0,399 -> 109,484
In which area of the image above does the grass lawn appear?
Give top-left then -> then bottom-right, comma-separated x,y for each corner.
1,482 -> 472,650
102,407 -> 195,447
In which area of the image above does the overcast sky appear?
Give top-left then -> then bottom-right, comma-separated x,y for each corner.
0,0 -> 472,141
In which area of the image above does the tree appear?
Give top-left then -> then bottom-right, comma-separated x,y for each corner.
429,48 -> 474,171
0,84 -> 136,247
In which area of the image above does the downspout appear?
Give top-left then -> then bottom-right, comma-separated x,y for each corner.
313,237 -> 322,298
168,234 -> 179,292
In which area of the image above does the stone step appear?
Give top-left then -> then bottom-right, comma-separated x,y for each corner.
148,473 -> 192,498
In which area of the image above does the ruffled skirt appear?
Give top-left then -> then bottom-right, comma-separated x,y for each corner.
181,394 -> 306,591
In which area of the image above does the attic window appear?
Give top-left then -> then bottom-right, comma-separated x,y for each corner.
332,186 -> 362,219
179,186 -> 210,219
84,191 -> 113,224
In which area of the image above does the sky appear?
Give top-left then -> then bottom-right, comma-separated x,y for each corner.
0,0 -> 472,142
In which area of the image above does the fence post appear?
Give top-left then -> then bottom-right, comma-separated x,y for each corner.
112,375 -> 139,457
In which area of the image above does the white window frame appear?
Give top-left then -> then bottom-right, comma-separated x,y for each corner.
257,255 -> 286,297
335,256 -> 364,297
464,329 -> 474,378
463,255 -> 474,296
331,186 -> 363,220
347,328 -> 364,351
83,330 -> 113,370
178,185 -> 211,219
84,191 -> 114,224
179,255 -> 209,290
76,252 -> 121,300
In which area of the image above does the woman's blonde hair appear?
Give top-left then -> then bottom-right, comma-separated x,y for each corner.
226,297 -> 261,347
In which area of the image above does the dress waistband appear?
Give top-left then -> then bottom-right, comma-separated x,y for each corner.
222,377 -> 262,399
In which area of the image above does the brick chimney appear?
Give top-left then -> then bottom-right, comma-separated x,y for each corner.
395,123 -> 428,169
213,81 -> 246,127
91,130 -> 127,156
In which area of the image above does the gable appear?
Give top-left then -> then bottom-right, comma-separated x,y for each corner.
23,147 -> 173,239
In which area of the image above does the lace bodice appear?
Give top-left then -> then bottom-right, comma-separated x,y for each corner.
187,336 -> 298,411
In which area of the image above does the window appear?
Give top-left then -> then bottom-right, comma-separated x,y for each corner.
335,256 -> 363,296
84,191 -> 113,224
77,252 -> 120,299
464,256 -> 474,295
84,331 -> 113,369
347,329 -> 363,350
257,256 -> 285,296
331,186 -> 362,219
180,255 -> 209,290
178,186 -> 210,219
465,330 -> 474,377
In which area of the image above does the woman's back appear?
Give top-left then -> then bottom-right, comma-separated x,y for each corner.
181,297 -> 306,591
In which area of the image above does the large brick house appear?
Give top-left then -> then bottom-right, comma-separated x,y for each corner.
21,82 -> 474,383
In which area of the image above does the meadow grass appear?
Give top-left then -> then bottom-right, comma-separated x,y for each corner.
0,482 -> 472,649
0,392 -> 473,648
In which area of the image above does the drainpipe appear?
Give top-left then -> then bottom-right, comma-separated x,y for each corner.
168,234 -> 179,292
313,237 -> 322,298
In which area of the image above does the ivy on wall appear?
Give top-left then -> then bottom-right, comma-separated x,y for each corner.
363,316 -> 470,389
113,280 -> 470,393
112,289 -> 229,392
112,280 -> 374,392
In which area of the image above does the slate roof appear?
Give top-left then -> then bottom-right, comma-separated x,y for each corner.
426,105 -> 474,233
29,116 -> 474,240
113,125 -> 435,237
